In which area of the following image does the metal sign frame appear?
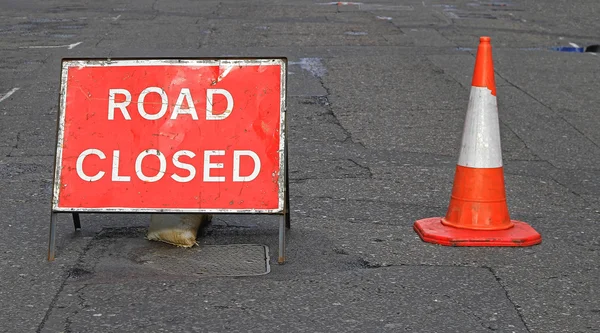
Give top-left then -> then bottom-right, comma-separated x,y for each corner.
48,57 -> 290,264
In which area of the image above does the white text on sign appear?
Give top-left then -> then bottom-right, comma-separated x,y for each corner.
76,149 -> 261,183
108,87 -> 234,120
75,87 -> 260,183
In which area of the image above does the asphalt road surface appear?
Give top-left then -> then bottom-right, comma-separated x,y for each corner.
1,0 -> 599,332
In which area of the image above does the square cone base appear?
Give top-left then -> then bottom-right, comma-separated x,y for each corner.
414,217 -> 542,247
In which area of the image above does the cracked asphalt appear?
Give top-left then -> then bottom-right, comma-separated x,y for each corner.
1,0 -> 599,332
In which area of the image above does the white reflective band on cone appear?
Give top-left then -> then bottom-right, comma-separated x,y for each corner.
457,86 -> 503,168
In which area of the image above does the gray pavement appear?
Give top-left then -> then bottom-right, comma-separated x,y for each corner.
1,0 -> 599,332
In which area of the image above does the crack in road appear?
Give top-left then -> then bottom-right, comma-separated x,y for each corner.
485,266 -> 532,333
494,71 -> 600,151
356,261 -> 532,332
315,76 -> 366,149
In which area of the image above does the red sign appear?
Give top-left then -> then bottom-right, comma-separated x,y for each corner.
53,59 -> 286,213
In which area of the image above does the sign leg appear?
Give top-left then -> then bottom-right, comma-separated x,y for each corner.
48,213 -> 57,261
285,177 -> 290,229
73,213 -> 81,230
285,201 -> 291,229
285,138 -> 291,229
278,214 -> 286,265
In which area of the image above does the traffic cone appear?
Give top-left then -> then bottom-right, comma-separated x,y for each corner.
413,36 -> 542,246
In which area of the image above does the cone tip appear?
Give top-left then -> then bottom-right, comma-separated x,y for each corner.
472,36 -> 496,95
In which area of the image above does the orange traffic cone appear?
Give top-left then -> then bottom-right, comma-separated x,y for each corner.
413,36 -> 542,246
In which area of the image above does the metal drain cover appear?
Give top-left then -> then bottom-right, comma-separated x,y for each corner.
71,227 -> 270,284
138,244 -> 271,277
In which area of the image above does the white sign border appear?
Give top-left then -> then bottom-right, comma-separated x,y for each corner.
52,58 -> 287,214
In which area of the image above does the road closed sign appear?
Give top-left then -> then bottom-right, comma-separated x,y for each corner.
52,59 -> 287,213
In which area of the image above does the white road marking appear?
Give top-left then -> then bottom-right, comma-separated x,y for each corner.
317,2 -> 363,5
289,58 -> 326,78
0,88 -> 20,103
569,42 -> 580,48
445,11 -> 459,19
20,42 -> 82,50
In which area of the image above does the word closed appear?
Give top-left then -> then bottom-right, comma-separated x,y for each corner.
53,59 -> 286,212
